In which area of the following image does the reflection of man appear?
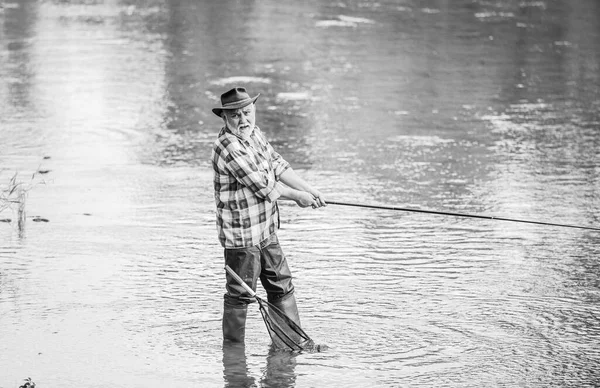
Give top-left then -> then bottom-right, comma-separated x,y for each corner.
222,342 -> 255,387
211,87 -> 326,343
222,342 -> 298,387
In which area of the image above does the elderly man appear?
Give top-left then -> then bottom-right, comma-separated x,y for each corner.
211,87 -> 326,343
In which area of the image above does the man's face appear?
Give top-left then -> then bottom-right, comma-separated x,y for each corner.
223,104 -> 256,140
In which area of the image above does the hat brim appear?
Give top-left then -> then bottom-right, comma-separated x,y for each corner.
212,94 -> 260,117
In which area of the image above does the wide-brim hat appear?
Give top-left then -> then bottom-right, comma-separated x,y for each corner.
212,87 -> 260,117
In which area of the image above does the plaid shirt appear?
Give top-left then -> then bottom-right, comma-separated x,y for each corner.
212,125 -> 291,248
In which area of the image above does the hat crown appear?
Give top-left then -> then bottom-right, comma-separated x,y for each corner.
221,87 -> 252,107
212,87 -> 260,117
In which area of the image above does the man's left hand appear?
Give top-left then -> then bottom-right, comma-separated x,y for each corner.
310,189 -> 327,208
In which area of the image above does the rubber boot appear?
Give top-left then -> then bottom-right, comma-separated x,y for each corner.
270,293 -> 301,327
222,303 -> 248,342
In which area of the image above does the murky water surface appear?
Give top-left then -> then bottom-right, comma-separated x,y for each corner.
1,0 -> 599,387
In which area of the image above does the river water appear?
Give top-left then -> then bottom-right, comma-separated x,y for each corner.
1,0 -> 599,387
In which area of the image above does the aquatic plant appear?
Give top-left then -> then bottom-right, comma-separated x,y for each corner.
18,378 -> 36,388
0,171 -> 44,233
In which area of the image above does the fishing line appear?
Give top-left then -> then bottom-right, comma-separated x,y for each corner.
327,200 -> 600,231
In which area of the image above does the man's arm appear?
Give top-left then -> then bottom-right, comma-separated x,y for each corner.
220,141 -> 318,208
279,168 -> 327,207
278,185 -> 318,208
219,142 -> 283,203
257,129 -> 325,208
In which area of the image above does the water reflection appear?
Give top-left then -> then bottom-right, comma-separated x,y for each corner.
2,0 -> 36,112
222,342 -> 298,388
222,342 -> 256,388
260,346 -> 298,388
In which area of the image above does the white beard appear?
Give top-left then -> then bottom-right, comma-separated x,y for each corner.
228,123 -> 254,140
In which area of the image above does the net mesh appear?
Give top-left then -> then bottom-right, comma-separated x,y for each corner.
256,297 -> 321,352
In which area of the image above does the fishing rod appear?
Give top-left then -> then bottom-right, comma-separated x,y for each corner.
326,200 -> 600,232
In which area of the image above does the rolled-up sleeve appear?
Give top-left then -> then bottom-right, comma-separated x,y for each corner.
254,128 -> 290,180
268,145 -> 291,180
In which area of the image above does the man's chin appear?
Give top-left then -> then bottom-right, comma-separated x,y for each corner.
239,126 -> 253,135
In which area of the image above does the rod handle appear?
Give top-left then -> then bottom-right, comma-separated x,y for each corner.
224,265 -> 256,297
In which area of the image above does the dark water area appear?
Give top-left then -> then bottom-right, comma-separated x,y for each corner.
1,0 -> 599,387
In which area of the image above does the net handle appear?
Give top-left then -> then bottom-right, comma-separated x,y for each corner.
225,265 -> 256,297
